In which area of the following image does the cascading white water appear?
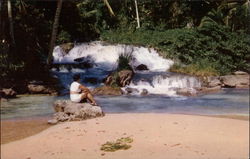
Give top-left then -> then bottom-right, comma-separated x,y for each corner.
124,74 -> 201,96
53,41 -> 173,71
52,41 -> 201,96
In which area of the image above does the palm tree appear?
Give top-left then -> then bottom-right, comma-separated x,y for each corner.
7,0 -> 15,46
199,0 -> 250,30
134,0 -> 140,28
47,0 -> 63,65
103,0 -> 115,16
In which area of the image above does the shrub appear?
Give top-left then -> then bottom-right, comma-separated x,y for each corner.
100,23 -> 250,75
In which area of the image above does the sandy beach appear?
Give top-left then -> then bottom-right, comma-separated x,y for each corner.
1,113 -> 249,159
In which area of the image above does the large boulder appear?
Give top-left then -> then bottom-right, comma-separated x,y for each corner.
92,86 -> 123,96
28,84 -> 58,95
48,100 -> 104,124
118,70 -> 134,87
220,75 -> 249,88
104,69 -> 134,87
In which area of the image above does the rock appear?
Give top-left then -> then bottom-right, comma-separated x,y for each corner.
74,56 -> 95,69
141,89 -> 148,95
92,86 -> 123,96
104,70 -> 134,87
136,64 -> 149,71
233,71 -> 248,75
220,75 -> 249,87
207,77 -> 221,87
49,100 -> 104,124
28,84 -> 57,94
235,84 -> 249,89
125,87 -> 139,94
60,43 -> 74,55
198,86 -> 221,94
47,119 -> 58,125
1,88 -> 17,98
118,70 -> 134,87
53,112 -> 70,122
176,88 -> 197,96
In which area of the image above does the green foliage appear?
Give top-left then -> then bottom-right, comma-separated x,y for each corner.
117,53 -> 133,71
2,0 -> 249,82
56,30 -> 71,44
100,137 -> 133,152
101,23 -> 250,75
199,0 -> 250,32
170,60 -> 219,77
0,43 -> 24,80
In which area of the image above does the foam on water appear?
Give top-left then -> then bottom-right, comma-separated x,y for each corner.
52,41 -> 201,96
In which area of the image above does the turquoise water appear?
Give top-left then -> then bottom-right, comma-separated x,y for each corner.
1,88 -> 249,120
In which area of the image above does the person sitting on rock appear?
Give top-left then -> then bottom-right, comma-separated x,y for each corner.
70,74 -> 98,106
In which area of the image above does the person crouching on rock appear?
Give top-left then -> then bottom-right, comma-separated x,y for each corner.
70,74 -> 98,106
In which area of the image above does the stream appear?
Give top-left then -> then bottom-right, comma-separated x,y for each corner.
1,42 -> 249,120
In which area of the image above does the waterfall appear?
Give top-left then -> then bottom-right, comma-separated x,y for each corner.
53,41 -> 173,71
123,72 -> 201,96
52,41 -> 201,96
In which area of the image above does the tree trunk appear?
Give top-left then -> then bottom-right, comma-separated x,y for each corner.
7,0 -> 15,45
47,0 -> 63,65
134,0 -> 140,28
103,0 -> 115,16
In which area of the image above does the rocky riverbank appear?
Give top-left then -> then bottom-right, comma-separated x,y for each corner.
176,71 -> 249,96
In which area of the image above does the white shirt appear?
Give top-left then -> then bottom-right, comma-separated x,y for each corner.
70,81 -> 81,93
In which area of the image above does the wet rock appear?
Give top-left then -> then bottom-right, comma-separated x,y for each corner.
1,88 -> 17,98
92,86 -> 123,96
74,56 -> 95,69
118,70 -> 134,87
235,84 -> 250,89
141,89 -> 148,96
136,64 -> 149,71
125,87 -> 139,94
104,70 -> 134,87
198,86 -> 221,94
49,100 -> 104,124
176,88 -> 197,96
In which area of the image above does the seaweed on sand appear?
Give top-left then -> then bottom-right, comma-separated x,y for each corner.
100,137 -> 133,152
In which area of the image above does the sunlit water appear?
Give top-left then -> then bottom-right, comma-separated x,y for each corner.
1,88 -> 249,120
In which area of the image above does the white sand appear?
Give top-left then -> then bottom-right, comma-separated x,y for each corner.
1,113 -> 249,159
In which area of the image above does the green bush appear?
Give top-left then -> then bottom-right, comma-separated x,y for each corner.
117,53 -> 133,71
101,23 -> 250,75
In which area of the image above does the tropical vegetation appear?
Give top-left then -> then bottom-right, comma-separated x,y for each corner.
1,0 -> 249,83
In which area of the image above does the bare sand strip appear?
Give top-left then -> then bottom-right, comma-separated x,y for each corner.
1,117 -> 51,144
1,114 -> 249,159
